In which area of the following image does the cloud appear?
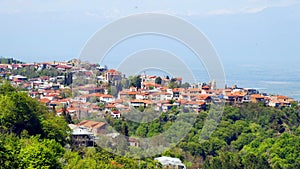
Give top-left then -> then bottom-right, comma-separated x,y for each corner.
85,11 -> 100,17
242,6 -> 268,14
186,10 -> 200,17
102,8 -> 121,19
1,0 -> 300,18
203,0 -> 300,16
207,9 -> 235,16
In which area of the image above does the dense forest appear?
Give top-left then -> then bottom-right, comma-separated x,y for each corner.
189,103 -> 300,169
0,81 -> 300,168
103,100 -> 300,168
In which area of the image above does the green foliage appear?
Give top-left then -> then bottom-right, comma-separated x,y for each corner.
104,102 -> 300,168
129,75 -> 142,89
0,134 -> 65,169
136,124 -> 148,137
172,103 -> 300,168
267,133 -> 300,168
88,96 -> 99,103
121,78 -> 130,89
168,81 -> 179,89
109,85 -> 118,97
0,134 -> 20,168
0,84 -> 70,146
0,57 -> 23,64
203,151 -> 243,169
18,136 -> 65,169
11,67 -> 64,79
0,92 -> 45,135
121,122 -> 129,137
138,105 -> 145,112
181,82 -> 190,88
41,115 -> 71,146
0,81 -> 17,94
155,76 -> 162,85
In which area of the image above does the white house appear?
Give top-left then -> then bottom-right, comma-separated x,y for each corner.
155,156 -> 186,169
100,94 -> 115,103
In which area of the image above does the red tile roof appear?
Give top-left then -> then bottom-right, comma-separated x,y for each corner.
40,98 -> 50,103
77,120 -> 106,129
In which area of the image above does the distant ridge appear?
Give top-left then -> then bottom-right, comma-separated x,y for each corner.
0,57 -> 24,64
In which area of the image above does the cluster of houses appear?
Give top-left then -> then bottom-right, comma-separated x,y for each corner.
0,60 -> 296,148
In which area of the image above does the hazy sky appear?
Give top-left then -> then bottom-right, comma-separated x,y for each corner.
0,0 -> 300,67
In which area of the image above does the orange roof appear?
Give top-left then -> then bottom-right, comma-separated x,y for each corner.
172,88 -> 181,92
185,101 -> 206,105
130,99 -> 152,104
276,95 -> 289,99
128,138 -> 139,142
137,92 -> 149,96
227,92 -> 247,97
88,93 -> 102,97
40,98 -> 50,103
251,94 -> 265,99
45,93 -> 57,97
107,69 -> 117,73
119,91 -> 137,95
50,100 -> 61,104
100,94 -> 114,98
67,107 -> 77,112
56,108 -> 68,114
106,103 -> 116,108
113,99 -> 124,104
188,88 -> 201,92
160,92 -> 172,95
233,92 -> 247,97
143,82 -> 161,87
197,94 -> 210,100
159,100 -> 171,104
77,120 -> 106,129
149,92 -> 160,96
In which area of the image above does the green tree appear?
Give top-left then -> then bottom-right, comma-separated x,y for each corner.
147,120 -> 162,137
41,115 -> 71,146
181,82 -> 190,88
121,122 -> 129,137
0,92 -> 45,136
136,124 -> 148,137
110,86 -> 118,97
168,78 -> 180,89
268,133 -> 300,168
0,81 -> 16,94
155,77 -> 162,85
129,75 -> 142,89
0,134 -> 20,168
243,153 -> 270,169
18,136 -> 65,169
121,78 -> 130,89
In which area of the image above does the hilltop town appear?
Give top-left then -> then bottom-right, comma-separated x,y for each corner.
0,59 -> 294,119
0,58 -> 295,138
